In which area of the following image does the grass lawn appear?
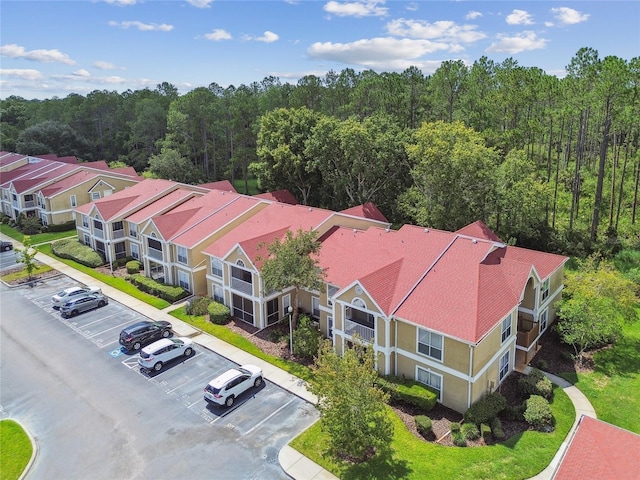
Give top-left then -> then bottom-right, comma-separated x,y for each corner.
0,419 -> 32,480
36,243 -> 170,309
1,264 -> 53,282
0,224 -> 76,245
291,385 -> 574,480
169,307 -> 313,382
560,320 -> 640,434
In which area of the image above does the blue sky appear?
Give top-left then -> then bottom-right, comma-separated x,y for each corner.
1,0 -> 638,100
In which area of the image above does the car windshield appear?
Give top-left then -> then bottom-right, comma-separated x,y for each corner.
140,351 -> 150,359
56,290 -> 70,297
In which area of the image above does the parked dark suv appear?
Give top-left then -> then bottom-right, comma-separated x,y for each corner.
119,320 -> 172,351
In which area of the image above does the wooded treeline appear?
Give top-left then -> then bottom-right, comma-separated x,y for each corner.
1,47 -> 639,257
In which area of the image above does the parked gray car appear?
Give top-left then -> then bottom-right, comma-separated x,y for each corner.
60,292 -> 108,318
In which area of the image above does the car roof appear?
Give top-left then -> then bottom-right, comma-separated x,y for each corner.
209,368 -> 243,388
142,338 -> 173,352
122,320 -> 153,332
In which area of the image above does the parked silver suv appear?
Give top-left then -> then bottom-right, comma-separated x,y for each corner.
60,292 -> 108,318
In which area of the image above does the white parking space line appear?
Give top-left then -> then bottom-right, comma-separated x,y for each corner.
97,338 -> 120,349
166,369 -> 213,394
69,311 -> 120,328
240,398 -> 295,437
87,319 -> 136,338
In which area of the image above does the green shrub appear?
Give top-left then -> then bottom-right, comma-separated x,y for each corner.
519,368 -> 553,400
47,221 -> 76,233
501,402 -> 526,421
415,415 -> 433,438
560,350 -> 574,361
128,274 -> 189,303
185,296 -> 211,316
292,315 -> 321,359
481,423 -> 492,443
19,215 -> 42,234
463,391 -> 507,426
375,375 -> 438,411
524,395 -> 555,431
450,423 -> 466,446
126,260 -> 141,274
461,422 -> 480,441
490,417 -> 505,439
207,301 -> 230,325
535,359 -> 549,371
52,238 -> 104,267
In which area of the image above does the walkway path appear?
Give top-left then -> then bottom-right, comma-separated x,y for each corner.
2,234 -> 597,480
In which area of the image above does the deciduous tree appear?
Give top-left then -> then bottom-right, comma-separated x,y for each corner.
309,339 -> 393,462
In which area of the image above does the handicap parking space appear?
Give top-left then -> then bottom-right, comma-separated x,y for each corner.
14,275 -> 318,445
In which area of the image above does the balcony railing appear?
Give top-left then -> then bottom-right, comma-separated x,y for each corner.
345,319 -> 374,342
517,322 -> 540,348
25,200 -> 35,207
147,247 -> 163,260
231,277 -> 252,295
112,229 -> 125,239
94,229 -> 104,239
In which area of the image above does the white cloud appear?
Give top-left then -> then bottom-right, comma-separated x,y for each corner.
323,0 -> 388,18
243,31 -> 279,43
466,11 -> 482,20
72,69 -> 91,77
550,7 -> 590,25
187,0 -> 214,8
506,9 -> 534,25
0,44 -> 76,65
308,37 -> 452,69
405,2 -> 419,12
256,31 -> 279,43
93,60 -> 118,70
486,31 -> 548,54
204,29 -> 232,41
0,68 -> 44,80
104,0 -> 137,5
386,19 -> 486,44
108,20 -> 173,32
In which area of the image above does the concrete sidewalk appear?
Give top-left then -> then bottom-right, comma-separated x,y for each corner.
1,234 -> 337,480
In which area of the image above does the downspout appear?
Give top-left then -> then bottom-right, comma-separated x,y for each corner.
468,344 -> 474,409
394,320 -> 398,376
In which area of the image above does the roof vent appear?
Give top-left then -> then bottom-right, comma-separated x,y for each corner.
424,228 -> 429,233
353,229 -> 357,233
472,239 -> 477,244
385,227 -> 390,232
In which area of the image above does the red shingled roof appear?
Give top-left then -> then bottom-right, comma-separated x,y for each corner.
340,202 -> 388,223
198,180 -> 236,192
554,415 -> 640,480
255,189 -> 298,205
318,223 -> 567,343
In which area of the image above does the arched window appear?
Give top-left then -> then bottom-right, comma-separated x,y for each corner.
236,259 -> 245,268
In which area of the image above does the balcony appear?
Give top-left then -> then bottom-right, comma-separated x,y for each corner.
345,319 -> 374,342
112,229 -> 125,240
148,247 -> 163,261
94,229 -> 104,239
517,317 -> 540,348
231,277 -> 252,295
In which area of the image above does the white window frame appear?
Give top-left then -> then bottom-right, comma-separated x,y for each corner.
82,215 -> 89,228
178,271 -> 190,291
540,308 -> 548,332
417,367 -> 442,401
212,284 -> 224,304
501,315 -> 512,344
91,192 -> 101,201
70,195 -> 77,207
499,350 -> 510,381
211,258 -> 223,277
417,328 -> 443,361
177,245 -> 188,264
83,234 -> 91,246
540,278 -> 550,302
327,285 -> 338,306
131,243 -> 139,260
312,296 -> 320,318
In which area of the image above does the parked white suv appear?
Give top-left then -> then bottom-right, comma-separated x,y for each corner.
204,365 -> 263,407
52,286 -> 101,309
138,337 -> 194,372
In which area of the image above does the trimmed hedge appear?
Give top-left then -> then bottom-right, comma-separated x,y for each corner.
127,273 -> 189,303
461,422 -> 480,441
207,301 -> 231,325
490,416 -> 505,439
524,395 -> 555,431
51,238 -> 104,267
126,260 -> 141,274
46,221 -> 76,233
481,423 -> 492,443
415,415 -> 433,438
464,391 -> 507,426
375,375 -> 438,411
519,368 -> 553,400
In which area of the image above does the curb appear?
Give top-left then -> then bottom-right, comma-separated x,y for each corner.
10,418 -> 38,480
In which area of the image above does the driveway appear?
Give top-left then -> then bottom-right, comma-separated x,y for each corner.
1,277 -> 319,479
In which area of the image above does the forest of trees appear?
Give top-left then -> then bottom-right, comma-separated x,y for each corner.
1,47 -> 638,257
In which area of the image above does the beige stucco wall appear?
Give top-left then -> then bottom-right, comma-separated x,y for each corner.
472,310 -> 515,374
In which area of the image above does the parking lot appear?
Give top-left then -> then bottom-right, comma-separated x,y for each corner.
0,246 -> 18,271
11,275 -> 318,477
